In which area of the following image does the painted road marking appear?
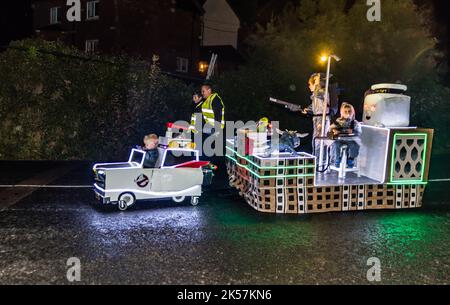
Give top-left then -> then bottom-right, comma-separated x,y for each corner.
428,178 -> 450,182
0,185 -> 91,188
0,164 -> 78,211
1,179 -> 450,189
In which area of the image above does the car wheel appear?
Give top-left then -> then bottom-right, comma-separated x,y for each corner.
190,196 -> 199,206
117,192 -> 136,211
172,196 -> 186,203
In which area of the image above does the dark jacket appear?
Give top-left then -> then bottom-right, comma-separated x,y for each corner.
143,148 -> 159,168
331,118 -> 362,136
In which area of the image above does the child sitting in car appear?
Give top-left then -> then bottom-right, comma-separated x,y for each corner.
330,103 -> 361,168
142,134 -> 159,168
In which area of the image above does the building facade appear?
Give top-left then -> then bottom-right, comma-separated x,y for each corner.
202,0 -> 240,49
31,0 -> 205,77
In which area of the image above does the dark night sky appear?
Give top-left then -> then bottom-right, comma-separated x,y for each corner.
0,0 -> 32,47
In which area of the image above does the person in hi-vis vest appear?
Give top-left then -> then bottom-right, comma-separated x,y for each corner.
190,83 -> 225,135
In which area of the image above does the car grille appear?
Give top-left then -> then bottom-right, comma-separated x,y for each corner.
94,172 -> 105,189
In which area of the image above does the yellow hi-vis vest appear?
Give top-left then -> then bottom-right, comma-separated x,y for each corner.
190,93 -> 225,130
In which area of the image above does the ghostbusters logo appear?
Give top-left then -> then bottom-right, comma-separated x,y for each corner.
134,174 -> 149,188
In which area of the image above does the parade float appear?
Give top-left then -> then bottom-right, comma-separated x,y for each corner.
226,83 -> 434,214
93,123 -> 214,211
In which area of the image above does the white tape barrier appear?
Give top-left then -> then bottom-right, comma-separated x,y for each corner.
0,179 -> 449,189
0,185 -> 92,188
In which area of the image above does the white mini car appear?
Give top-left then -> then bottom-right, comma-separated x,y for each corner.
93,147 -> 213,211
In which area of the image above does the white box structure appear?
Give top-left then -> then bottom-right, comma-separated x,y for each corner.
363,84 -> 411,127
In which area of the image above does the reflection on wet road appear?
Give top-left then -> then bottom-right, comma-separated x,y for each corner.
0,189 -> 448,284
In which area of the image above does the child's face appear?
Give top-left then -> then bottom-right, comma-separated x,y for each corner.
144,139 -> 158,149
342,108 -> 353,119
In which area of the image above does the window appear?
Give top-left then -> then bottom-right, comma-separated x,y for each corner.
85,40 -> 99,53
198,61 -> 208,73
87,0 -> 99,20
176,57 -> 189,73
129,150 -> 145,165
50,7 -> 61,24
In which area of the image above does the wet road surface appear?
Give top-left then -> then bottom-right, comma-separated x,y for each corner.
0,159 -> 449,284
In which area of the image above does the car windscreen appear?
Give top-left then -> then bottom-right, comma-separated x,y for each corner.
129,150 -> 145,165
163,150 -> 197,167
